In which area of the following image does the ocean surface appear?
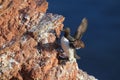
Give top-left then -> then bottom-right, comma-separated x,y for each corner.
47,0 -> 120,80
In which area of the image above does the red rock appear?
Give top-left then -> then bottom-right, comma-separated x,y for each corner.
0,0 -> 97,80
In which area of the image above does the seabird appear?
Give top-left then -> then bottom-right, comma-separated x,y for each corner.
61,18 -> 88,61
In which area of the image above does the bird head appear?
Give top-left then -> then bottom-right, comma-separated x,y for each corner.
62,27 -> 70,35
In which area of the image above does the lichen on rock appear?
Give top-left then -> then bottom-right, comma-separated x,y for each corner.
0,0 -> 97,80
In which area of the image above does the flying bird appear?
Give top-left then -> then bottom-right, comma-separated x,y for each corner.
61,18 -> 88,61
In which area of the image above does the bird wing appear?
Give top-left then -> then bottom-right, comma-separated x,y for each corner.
74,18 -> 88,39
67,35 -> 75,42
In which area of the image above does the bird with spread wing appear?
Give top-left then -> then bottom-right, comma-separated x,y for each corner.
61,18 -> 88,61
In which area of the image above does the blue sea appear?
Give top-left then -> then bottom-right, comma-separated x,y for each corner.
47,0 -> 120,80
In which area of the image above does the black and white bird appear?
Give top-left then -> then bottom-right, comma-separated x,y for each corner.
61,18 -> 88,61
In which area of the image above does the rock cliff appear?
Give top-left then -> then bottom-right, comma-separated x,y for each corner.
0,0 -> 97,80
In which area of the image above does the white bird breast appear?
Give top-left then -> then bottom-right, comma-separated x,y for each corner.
61,36 -> 76,61
61,36 -> 70,55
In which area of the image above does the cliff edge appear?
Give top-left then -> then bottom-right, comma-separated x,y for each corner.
0,0 -> 97,80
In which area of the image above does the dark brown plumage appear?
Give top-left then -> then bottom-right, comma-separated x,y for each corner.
63,18 -> 88,49
62,18 -> 88,59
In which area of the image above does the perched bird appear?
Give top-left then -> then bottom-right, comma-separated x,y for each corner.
61,18 -> 88,61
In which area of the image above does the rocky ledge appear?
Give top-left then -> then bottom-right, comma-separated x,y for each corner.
0,0 -> 97,80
